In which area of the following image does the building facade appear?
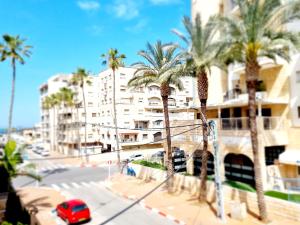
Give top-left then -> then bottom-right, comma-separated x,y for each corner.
39,67 -> 195,154
167,0 -> 300,191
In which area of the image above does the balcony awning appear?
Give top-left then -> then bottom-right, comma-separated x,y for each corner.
279,150 -> 300,166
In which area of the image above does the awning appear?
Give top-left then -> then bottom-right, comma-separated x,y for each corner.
279,150 -> 300,166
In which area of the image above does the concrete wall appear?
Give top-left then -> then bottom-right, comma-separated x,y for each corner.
130,164 -> 300,222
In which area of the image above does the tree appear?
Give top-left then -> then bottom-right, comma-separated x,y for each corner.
219,0 -> 300,221
101,49 -> 126,171
56,87 -> 75,154
173,14 -> 225,202
42,96 -> 53,150
0,140 -> 40,192
0,35 -> 32,140
71,68 -> 91,162
128,41 -> 184,192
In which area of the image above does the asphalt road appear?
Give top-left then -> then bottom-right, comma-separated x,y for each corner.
12,150 -> 176,225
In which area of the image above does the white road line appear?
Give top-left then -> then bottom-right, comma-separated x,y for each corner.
51,184 -> 61,191
80,181 -> 90,187
71,182 -> 81,188
61,183 -> 70,189
90,181 -> 98,186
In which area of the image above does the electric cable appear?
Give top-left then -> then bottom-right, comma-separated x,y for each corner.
28,124 -> 204,161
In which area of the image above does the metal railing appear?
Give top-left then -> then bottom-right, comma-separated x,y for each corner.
220,117 -> 285,131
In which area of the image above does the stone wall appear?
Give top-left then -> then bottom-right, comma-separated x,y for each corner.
130,163 -> 300,222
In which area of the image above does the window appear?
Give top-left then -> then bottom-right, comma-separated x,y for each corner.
138,98 -> 143,103
296,71 -> 300,83
88,134 -> 93,138
92,113 -> 97,117
298,106 -> 300,118
88,102 -> 93,107
120,88 -> 126,92
143,134 -> 148,139
265,146 -> 285,165
82,113 -> 86,117
298,166 -> 300,175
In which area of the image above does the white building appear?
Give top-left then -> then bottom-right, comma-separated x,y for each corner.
39,67 -> 196,154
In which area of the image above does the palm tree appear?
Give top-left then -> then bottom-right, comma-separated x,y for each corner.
71,68 -> 91,162
219,0 -> 300,221
173,14 -> 225,202
128,41 -> 184,192
101,49 -> 126,171
0,35 -> 32,140
0,140 -> 40,192
42,96 -> 53,150
49,93 -> 60,152
58,87 -> 75,154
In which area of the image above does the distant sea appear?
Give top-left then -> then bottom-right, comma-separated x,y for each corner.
0,129 -> 6,135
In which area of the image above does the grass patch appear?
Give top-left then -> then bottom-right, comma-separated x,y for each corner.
224,180 -> 256,192
132,160 -> 166,170
265,190 -> 300,202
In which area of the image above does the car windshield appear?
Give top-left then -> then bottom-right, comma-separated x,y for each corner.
72,204 -> 87,212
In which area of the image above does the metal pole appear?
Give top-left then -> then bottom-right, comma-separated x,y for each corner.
209,120 -> 226,223
108,161 -> 111,180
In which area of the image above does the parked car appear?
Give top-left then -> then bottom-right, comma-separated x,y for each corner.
172,149 -> 185,157
35,146 -> 44,154
151,150 -> 166,158
41,150 -> 50,157
128,154 -> 144,162
56,199 -> 91,224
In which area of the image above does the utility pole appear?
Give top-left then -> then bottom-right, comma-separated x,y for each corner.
209,120 -> 226,223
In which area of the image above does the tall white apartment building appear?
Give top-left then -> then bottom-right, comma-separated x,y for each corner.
40,67 -> 196,154
40,74 -> 102,155
99,67 -> 195,151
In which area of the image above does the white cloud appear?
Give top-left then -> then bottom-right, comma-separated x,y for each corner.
110,0 -> 139,20
87,25 -> 103,36
150,0 -> 181,5
77,1 -> 100,11
125,19 -> 148,33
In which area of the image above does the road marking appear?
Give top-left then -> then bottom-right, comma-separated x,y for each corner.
80,181 -> 90,187
90,181 -> 98,186
51,184 -> 61,191
61,183 -> 70,189
71,182 -> 81,188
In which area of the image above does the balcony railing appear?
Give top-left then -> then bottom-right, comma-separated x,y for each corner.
220,117 -> 284,130
223,88 -> 246,101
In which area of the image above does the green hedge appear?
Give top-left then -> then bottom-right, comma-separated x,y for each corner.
265,190 -> 300,202
132,160 -> 166,170
223,180 -> 256,192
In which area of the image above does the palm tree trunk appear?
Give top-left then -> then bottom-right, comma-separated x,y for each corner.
53,107 -> 57,151
246,61 -> 268,222
82,82 -> 88,163
161,84 -> 173,192
112,69 -> 121,171
197,71 -> 209,202
7,58 -> 16,140
76,105 -> 82,159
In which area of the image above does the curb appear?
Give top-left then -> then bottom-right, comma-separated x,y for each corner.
104,181 -> 186,225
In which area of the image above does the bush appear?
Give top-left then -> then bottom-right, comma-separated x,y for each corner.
265,190 -> 300,202
132,160 -> 166,170
224,180 -> 256,192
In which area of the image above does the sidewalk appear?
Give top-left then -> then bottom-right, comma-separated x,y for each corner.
17,187 -> 65,225
106,174 -> 300,225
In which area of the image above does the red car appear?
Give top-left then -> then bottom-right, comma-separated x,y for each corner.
56,199 -> 91,224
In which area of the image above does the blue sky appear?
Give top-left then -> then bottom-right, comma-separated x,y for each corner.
0,0 -> 190,128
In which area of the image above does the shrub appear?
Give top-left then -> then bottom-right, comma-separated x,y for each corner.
132,160 -> 166,170
223,180 -> 256,192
